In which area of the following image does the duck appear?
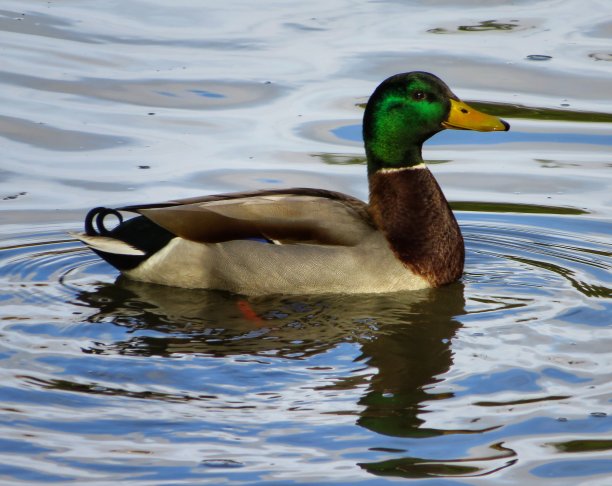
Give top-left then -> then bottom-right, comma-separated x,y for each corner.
73,71 -> 509,295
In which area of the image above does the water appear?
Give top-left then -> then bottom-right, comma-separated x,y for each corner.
1,0 -> 611,484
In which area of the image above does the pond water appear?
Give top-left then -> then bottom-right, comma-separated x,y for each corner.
1,0 -> 611,484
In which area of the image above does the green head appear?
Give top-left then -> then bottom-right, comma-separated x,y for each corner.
363,71 -> 509,174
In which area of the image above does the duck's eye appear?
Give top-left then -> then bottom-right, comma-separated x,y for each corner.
412,90 -> 426,101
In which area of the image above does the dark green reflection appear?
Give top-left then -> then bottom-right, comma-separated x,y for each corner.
467,102 -> 612,123
360,442 -> 516,479
361,456 -> 480,478
314,153 -> 366,165
355,284 -> 464,437
450,201 -> 588,216
550,439 -> 612,453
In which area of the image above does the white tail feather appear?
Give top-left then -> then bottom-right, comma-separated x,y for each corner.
69,232 -> 145,256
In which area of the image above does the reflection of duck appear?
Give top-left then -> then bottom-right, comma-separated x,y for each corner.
76,276 -> 516,478
357,284 -> 465,434
76,279 -> 473,475
78,279 -> 464,424
73,72 -> 508,295
76,277 -> 464,361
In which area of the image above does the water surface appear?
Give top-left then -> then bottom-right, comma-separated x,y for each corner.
1,0 -> 611,484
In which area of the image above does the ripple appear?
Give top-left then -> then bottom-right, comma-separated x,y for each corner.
462,213 -> 611,299
345,53 -> 612,105
1,237 -> 91,286
0,8 -> 261,49
0,115 -> 131,151
0,71 -> 288,110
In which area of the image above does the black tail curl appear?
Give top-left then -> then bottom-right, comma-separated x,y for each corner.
82,206 -> 175,271
85,207 -> 124,236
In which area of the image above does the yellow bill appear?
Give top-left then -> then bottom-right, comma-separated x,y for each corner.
442,99 -> 510,132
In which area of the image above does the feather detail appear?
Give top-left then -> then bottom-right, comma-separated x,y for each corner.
137,193 -> 373,246
70,232 -> 145,256
368,168 -> 464,286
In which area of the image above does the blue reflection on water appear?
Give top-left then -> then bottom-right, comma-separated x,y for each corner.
531,458 -> 612,478
332,125 -> 612,146
454,369 -> 541,395
0,464 -> 70,483
190,89 -> 226,98
267,415 -> 612,463
35,353 -> 305,396
0,437 -> 52,455
489,415 -> 612,439
0,385 -> 101,409
555,303 -> 612,328
541,367 -> 591,383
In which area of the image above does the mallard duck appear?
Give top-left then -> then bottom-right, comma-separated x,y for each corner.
73,72 -> 509,295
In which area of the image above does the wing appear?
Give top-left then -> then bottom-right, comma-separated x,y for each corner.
120,188 -> 374,247
118,187 -> 367,212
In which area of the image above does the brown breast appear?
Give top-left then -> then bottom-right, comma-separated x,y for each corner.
368,167 -> 464,286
